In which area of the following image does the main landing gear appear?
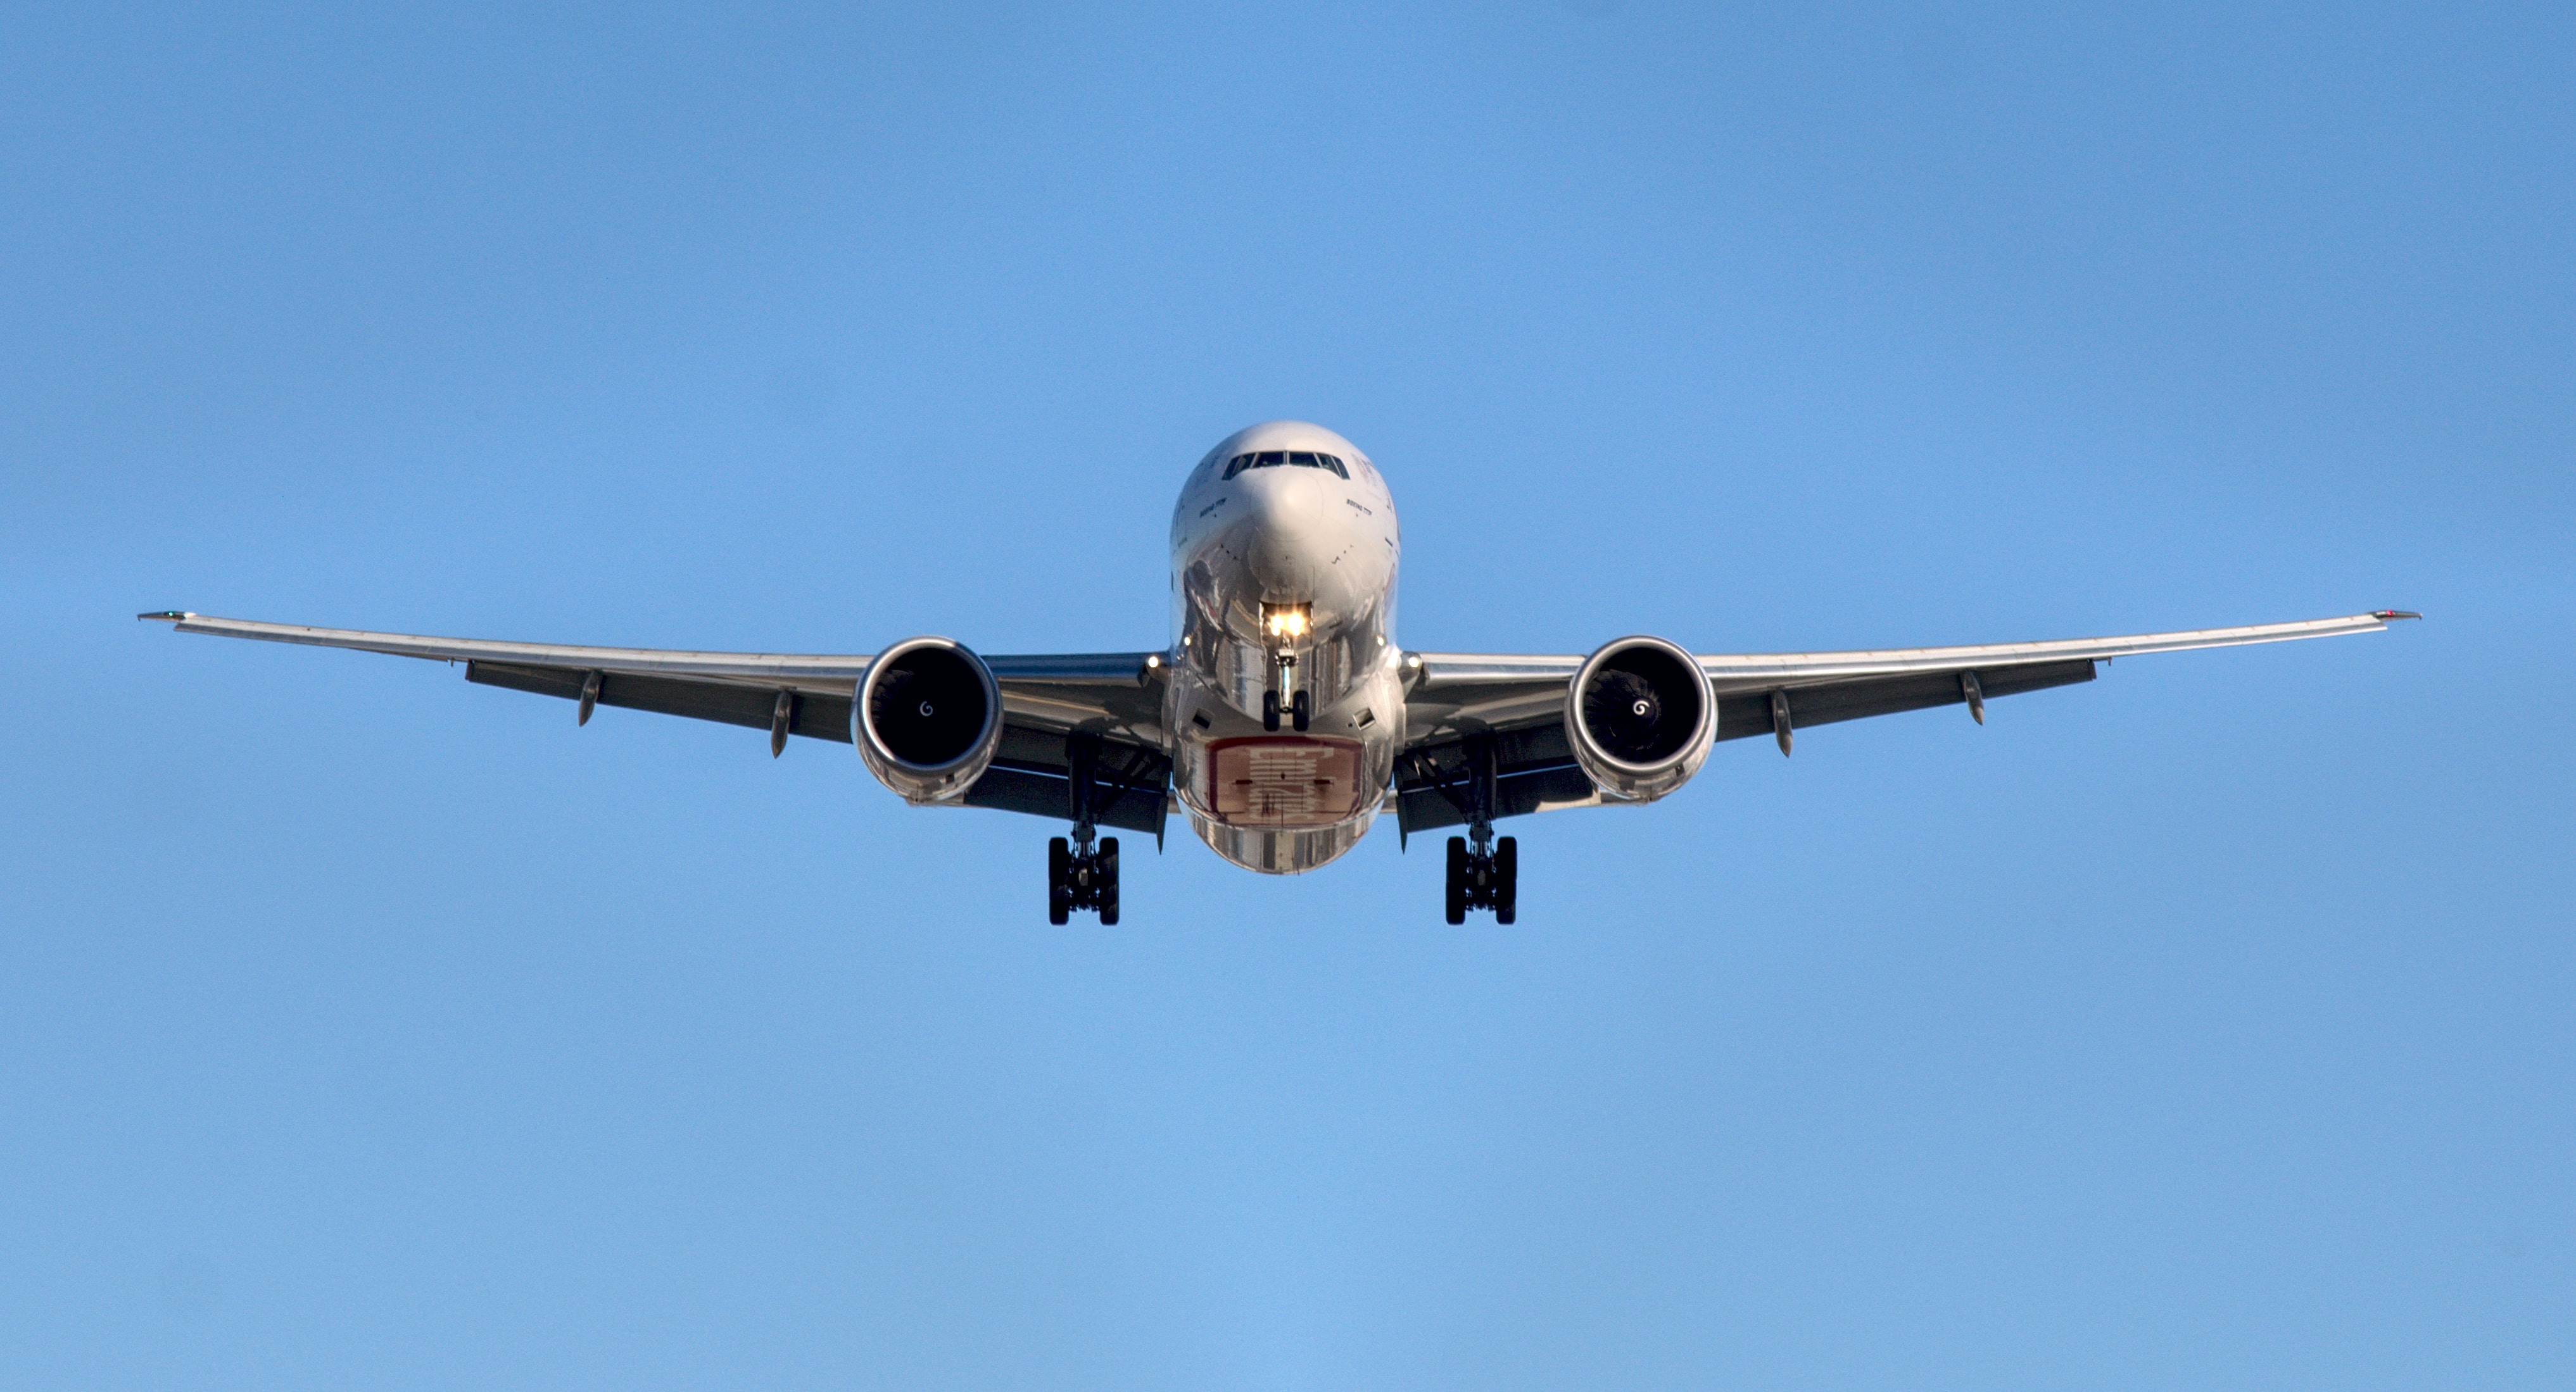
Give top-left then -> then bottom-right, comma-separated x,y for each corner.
1407,731 -> 1520,924
1445,831 -> 1517,925
1049,834 -> 1118,925
1045,730 -> 1156,925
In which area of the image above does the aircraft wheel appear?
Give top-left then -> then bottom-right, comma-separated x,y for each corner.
1261,690 -> 1281,732
1444,836 -> 1467,924
1097,837 -> 1120,925
1493,836 -> 1518,925
1291,689 -> 1311,732
1047,836 -> 1071,925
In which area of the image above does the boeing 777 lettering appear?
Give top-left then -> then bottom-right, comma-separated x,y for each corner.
144,420 -> 2415,924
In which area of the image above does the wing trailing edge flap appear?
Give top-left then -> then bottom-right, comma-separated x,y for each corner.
1722,658 -> 2095,738
964,724 -> 1171,836
468,661 -> 856,741
1394,722 -> 1596,837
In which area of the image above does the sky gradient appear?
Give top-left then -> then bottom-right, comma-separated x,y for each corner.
4,3 -> 2571,1388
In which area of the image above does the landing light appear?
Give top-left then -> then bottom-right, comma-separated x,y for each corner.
1261,603 -> 1311,640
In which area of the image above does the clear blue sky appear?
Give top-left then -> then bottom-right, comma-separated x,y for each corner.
4,3 -> 2569,1388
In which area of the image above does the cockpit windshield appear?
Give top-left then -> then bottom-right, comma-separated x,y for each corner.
1220,449 -> 1349,480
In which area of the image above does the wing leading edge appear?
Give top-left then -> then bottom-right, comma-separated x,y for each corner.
141,611 -> 1172,833
142,611 -> 879,687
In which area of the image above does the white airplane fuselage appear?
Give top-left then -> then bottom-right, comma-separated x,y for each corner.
1165,421 -> 1405,873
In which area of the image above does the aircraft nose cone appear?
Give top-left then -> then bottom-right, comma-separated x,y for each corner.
1235,471 -> 1331,594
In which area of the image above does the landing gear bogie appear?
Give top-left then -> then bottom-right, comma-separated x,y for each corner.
1048,833 -> 1119,925
1444,833 -> 1517,924
1047,731 -> 1142,925
1427,733 -> 1520,924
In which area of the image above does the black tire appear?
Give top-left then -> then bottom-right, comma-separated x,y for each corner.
1261,689 -> 1280,731
1097,837 -> 1120,925
1444,836 -> 1468,924
1493,836 -> 1518,925
1291,688 -> 1311,731
1047,837 -> 1071,925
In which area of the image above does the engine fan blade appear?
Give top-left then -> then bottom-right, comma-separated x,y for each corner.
1581,669 -> 1665,760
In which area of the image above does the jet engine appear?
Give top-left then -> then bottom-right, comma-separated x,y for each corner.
853,637 -> 1003,803
1565,636 -> 1715,803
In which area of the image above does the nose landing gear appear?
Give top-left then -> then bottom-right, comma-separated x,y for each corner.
1261,653 -> 1311,732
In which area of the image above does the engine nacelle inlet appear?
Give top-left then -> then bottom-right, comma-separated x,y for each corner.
1565,635 -> 1715,803
853,637 -> 1002,804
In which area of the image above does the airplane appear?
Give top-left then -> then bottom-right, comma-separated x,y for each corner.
142,420 -> 2416,925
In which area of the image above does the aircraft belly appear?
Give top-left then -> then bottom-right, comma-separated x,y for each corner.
1187,808 -> 1375,875
1202,734 -> 1368,827
1165,662 -> 1403,874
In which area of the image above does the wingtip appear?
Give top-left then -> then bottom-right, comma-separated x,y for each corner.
2371,610 -> 2423,622
137,610 -> 193,623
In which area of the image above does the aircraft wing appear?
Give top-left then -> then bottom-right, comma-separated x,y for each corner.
139,611 -> 1173,833
1392,610 -> 2415,836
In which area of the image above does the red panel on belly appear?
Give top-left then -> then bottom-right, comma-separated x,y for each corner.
1204,736 -> 1369,828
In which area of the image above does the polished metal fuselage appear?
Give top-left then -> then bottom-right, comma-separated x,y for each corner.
1164,422 -> 1406,873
